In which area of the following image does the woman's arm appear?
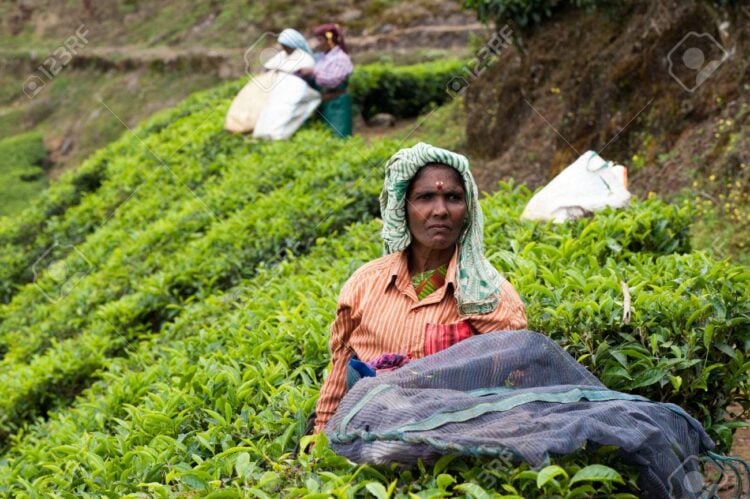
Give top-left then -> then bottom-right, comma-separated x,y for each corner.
313,284 -> 360,434
470,280 -> 528,333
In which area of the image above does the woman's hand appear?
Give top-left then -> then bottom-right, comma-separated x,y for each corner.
296,67 -> 314,77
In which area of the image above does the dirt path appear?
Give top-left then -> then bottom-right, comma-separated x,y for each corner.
716,423 -> 750,497
731,424 -> 750,460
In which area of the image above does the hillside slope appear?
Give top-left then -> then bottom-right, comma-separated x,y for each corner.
465,0 -> 749,260
0,80 -> 748,496
0,0 -> 477,220
0,0 -> 474,48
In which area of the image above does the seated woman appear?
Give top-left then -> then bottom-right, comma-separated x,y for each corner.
313,143 -> 528,434
297,23 -> 354,138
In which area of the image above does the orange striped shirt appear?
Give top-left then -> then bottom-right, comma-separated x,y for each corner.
314,248 -> 528,433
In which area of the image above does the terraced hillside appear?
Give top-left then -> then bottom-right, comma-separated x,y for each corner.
0,81 -> 748,497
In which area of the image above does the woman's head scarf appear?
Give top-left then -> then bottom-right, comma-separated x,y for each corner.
312,23 -> 348,53
379,142 -> 504,315
277,28 -> 312,55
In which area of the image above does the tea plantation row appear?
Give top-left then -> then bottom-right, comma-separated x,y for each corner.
0,58 -> 464,305
0,79 -> 747,496
0,82 -> 401,447
1,194 -> 747,495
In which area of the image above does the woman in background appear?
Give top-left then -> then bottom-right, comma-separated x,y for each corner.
263,28 -> 314,73
298,23 -> 354,138
225,28 -> 317,137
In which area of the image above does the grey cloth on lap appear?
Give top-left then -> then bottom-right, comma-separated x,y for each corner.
325,330 -> 714,499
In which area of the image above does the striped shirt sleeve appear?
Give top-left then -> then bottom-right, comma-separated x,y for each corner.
313,279 -> 359,433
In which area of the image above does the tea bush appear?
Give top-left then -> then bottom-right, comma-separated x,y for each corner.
0,132 -> 48,217
350,59 -> 466,120
480,184 -> 749,450
0,76 -> 747,497
0,59 -> 464,303
1,194 -> 746,495
0,220 -> 641,497
0,90 -> 398,444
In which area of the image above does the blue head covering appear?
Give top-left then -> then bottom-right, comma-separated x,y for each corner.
278,29 -> 312,55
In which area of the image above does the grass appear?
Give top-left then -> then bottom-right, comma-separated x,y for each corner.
0,132 -> 48,217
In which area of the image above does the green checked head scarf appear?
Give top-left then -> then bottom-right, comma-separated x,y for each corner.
379,142 -> 504,315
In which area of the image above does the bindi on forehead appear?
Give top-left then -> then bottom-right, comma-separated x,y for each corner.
407,165 -> 465,198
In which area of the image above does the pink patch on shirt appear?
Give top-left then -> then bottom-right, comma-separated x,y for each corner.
424,320 -> 475,356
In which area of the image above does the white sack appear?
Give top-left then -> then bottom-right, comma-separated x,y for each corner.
253,74 -> 321,140
224,72 -> 279,133
225,49 -> 315,134
521,151 -> 631,223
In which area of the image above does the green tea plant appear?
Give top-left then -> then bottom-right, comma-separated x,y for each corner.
0,132 -> 48,217
350,60 -> 467,120
480,184 -> 749,450
0,187 -> 746,496
0,72 -> 747,498
0,125 -> 396,445
0,58 -> 465,303
0,85 -> 242,304
0,221 -> 640,497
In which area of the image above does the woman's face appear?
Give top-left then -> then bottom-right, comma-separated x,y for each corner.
313,35 -> 328,52
406,165 -> 467,253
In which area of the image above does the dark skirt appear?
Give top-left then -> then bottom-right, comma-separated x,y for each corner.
320,92 -> 353,138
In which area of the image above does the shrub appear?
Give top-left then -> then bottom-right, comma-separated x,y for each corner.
350,59 -> 466,120
0,123 -> 395,445
0,132 -> 48,218
481,184 -> 749,451
0,60 -> 462,304
0,220 -> 642,497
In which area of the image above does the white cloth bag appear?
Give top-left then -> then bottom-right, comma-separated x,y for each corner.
224,72 -> 279,133
224,49 -> 318,135
252,74 -> 321,140
521,151 -> 631,223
